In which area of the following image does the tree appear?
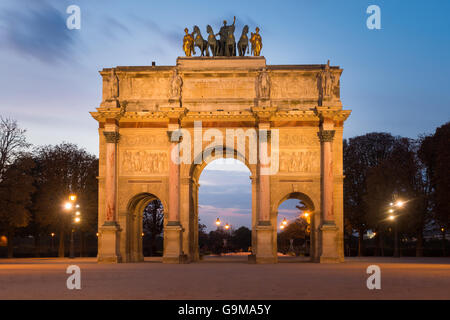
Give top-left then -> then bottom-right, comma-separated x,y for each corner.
418,122 -> 450,256
0,117 -> 31,182
198,219 -> 208,253
33,143 -> 98,257
231,226 -> 251,251
0,155 -> 35,257
344,133 -> 397,256
365,138 -> 429,256
0,117 -> 32,258
143,199 -> 164,256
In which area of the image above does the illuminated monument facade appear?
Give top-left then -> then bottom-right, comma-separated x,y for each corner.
91,56 -> 351,264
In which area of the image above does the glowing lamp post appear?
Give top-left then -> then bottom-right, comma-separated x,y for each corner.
215,218 -> 221,228
65,194 -> 81,259
388,198 -> 405,258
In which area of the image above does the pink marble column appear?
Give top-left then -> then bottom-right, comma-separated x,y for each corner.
258,129 -> 270,222
168,131 -> 180,222
103,131 -> 119,223
318,130 -> 335,223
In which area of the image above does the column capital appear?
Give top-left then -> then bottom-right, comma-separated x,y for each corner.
167,130 -> 183,143
317,130 -> 335,143
103,131 -> 120,143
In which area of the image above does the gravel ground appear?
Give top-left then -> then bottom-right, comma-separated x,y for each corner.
0,256 -> 449,300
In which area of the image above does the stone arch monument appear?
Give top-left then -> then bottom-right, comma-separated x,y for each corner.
91,56 -> 351,263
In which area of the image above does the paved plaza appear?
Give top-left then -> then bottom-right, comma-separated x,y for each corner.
0,256 -> 449,300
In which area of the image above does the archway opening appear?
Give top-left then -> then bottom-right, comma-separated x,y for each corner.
196,158 -> 252,262
276,192 -> 315,262
127,193 -> 165,262
142,199 -> 164,257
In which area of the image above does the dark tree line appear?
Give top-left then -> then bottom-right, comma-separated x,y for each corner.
344,122 -> 450,257
0,117 -> 98,258
198,224 -> 252,255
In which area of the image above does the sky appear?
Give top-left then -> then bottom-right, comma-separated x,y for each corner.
0,0 -> 449,231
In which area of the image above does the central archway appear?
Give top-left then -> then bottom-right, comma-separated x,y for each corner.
188,146 -> 257,262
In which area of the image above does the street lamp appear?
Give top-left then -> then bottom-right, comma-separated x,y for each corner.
215,217 -> 221,227
387,198 -> 406,258
50,232 -> 55,253
64,194 -> 81,259
225,223 -> 230,230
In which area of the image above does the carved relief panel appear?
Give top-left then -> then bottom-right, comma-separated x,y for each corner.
279,150 -> 320,173
120,150 -> 168,175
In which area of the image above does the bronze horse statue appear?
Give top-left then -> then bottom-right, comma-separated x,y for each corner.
225,23 -> 236,56
193,25 -> 209,56
206,25 -> 219,56
238,25 -> 249,56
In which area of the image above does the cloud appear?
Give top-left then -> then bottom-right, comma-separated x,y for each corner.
101,16 -> 131,40
199,204 -> 251,217
0,1 -> 78,64
277,208 -> 300,215
130,14 -> 179,48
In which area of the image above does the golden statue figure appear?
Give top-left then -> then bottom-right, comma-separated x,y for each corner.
183,28 -> 195,57
250,27 -> 262,56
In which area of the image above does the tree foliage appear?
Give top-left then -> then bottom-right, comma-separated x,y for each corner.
143,199 -> 164,256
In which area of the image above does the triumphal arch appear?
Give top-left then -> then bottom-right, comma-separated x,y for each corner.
91,56 -> 351,264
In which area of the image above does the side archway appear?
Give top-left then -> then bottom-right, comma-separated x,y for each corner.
273,191 -> 317,261
126,192 -> 166,262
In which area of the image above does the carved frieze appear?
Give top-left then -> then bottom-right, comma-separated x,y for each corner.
279,150 -> 320,173
279,133 -> 318,147
271,76 -> 318,99
120,134 -> 167,147
121,150 -> 168,175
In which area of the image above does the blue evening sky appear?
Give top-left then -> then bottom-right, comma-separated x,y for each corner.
0,1 -> 449,230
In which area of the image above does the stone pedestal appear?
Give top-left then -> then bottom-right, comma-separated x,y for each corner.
163,223 -> 187,263
255,223 -> 277,264
319,223 -> 340,263
98,222 -> 122,263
